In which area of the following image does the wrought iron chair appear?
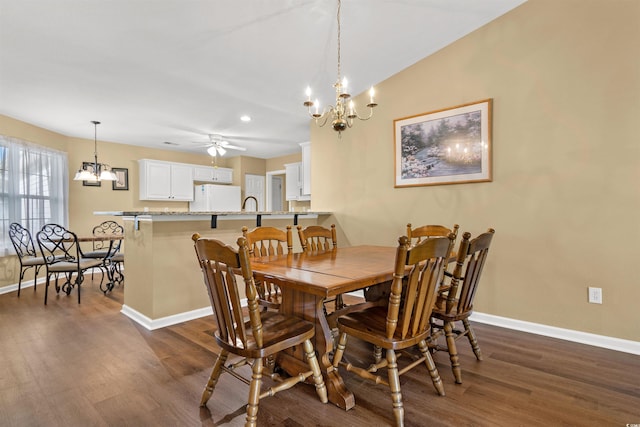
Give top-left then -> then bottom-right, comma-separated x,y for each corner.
82,220 -> 124,292
8,223 -> 47,296
36,224 -> 103,304
332,233 -> 455,427
430,228 -> 495,384
192,234 -> 327,426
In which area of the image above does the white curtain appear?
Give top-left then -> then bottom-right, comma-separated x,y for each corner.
0,135 -> 69,255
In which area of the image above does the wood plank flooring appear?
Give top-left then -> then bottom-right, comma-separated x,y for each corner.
1,280 -> 639,426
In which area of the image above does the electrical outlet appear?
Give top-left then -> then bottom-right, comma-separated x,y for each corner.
588,287 -> 602,304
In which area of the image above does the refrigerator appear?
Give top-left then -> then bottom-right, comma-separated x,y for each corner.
189,184 -> 241,212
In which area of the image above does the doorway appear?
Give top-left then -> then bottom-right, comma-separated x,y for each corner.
244,174 -> 265,211
266,170 -> 285,212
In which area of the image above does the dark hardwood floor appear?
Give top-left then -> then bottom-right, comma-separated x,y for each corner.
1,279 -> 639,427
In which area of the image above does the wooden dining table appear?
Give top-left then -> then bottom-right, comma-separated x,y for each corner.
250,245 -> 398,410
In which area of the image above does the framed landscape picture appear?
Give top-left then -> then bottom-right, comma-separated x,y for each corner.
394,99 -> 492,187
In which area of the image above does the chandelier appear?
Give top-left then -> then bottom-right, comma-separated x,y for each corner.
73,121 -> 117,182
303,0 -> 377,135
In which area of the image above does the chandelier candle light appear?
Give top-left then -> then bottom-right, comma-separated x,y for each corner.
303,0 -> 377,135
73,121 -> 117,182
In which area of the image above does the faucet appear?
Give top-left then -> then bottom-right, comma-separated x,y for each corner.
242,196 -> 258,211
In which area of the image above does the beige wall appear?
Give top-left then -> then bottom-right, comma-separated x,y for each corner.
311,0 -> 640,341
3,0 -> 638,341
0,114 -> 301,287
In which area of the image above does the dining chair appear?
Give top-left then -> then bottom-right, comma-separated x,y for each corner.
191,234 -> 327,426
83,220 -> 125,292
241,225 -> 293,310
364,223 -> 460,303
406,223 -> 459,245
297,224 -> 344,311
430,228 -> 495,384
331,233 -> 455,427
8,223 -> 47,297
36,223 -> 103,305
297,224 -> 337,252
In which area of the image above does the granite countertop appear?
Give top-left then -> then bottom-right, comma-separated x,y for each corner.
94,210 -> 331,216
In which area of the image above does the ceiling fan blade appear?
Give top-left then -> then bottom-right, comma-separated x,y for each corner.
223,144 -> 246,151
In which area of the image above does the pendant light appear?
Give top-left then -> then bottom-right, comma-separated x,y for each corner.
73,121 -> 117,181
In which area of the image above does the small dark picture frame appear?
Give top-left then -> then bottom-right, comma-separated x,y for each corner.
82,162 -> 101,187
112,168 -> 129,190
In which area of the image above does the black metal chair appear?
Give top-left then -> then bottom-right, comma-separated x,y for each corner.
8,223 -> 47,296
82,220 -> 124,292
36,224 -> 103,304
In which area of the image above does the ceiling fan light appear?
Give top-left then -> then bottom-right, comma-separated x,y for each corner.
207,146 -> 218,157
217,146 -> 226,156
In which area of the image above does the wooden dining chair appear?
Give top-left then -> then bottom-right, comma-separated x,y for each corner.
364,223 -> 459,304
241,225 -> 293,310
297,224 -> 337,252
8,223 -> 47,297
297,224 -> 344,311
430,228 -> 495,384
332,233 -> 455,427
406,223 -> 459,245
36,224 -> 103,305
82,220 -> 124,292
191,234 -> 327,426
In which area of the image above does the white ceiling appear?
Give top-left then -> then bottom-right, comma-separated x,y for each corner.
0,0 -> 526,159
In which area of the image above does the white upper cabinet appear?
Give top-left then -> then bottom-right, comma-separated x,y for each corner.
300,142 -> 311,196
193,166 -> 233,184
285,161 -> 310,201
139,159 -> 194,201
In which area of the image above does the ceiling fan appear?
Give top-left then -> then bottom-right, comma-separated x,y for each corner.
200,134 -> 247,157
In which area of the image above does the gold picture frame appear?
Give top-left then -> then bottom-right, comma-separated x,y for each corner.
394,99 -> 492,187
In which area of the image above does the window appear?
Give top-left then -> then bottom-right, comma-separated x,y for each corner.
0,135 -> 68,254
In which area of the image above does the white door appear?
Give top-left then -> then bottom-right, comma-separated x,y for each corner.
244,174 -> 265,211
271,176 -> 283,211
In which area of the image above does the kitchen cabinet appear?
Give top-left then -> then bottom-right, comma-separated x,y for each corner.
139,159 -> 194,201
285,162 -> 310,201
193,166 -> 233,184
300,142 -> 311,196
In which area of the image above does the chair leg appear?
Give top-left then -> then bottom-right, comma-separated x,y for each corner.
373,345 -> 383,364
44,274 -> 50,305
76,273 -> 84,304
462,319 -> 483,360
34,265 -> 41,292
418,339 -> 445,395
303,339 -> 328,403
386,349 -> 404,427
17,268 -> 24,297
332,332 -> 348,369
443,321 -> 462,384
246,357 -> 263,427
200,350 -> 229,406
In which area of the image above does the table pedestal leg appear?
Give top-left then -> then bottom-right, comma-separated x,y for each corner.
278,288 -> 355,410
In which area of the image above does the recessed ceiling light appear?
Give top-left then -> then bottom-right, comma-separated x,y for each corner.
240,115 -> 251,122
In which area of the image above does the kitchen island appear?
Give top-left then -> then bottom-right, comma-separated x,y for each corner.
94,210 -> 333,329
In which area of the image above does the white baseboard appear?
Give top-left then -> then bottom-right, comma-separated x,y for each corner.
121,304 -> 213,330
470,312 -> 640,356
4,282 -> 638,355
